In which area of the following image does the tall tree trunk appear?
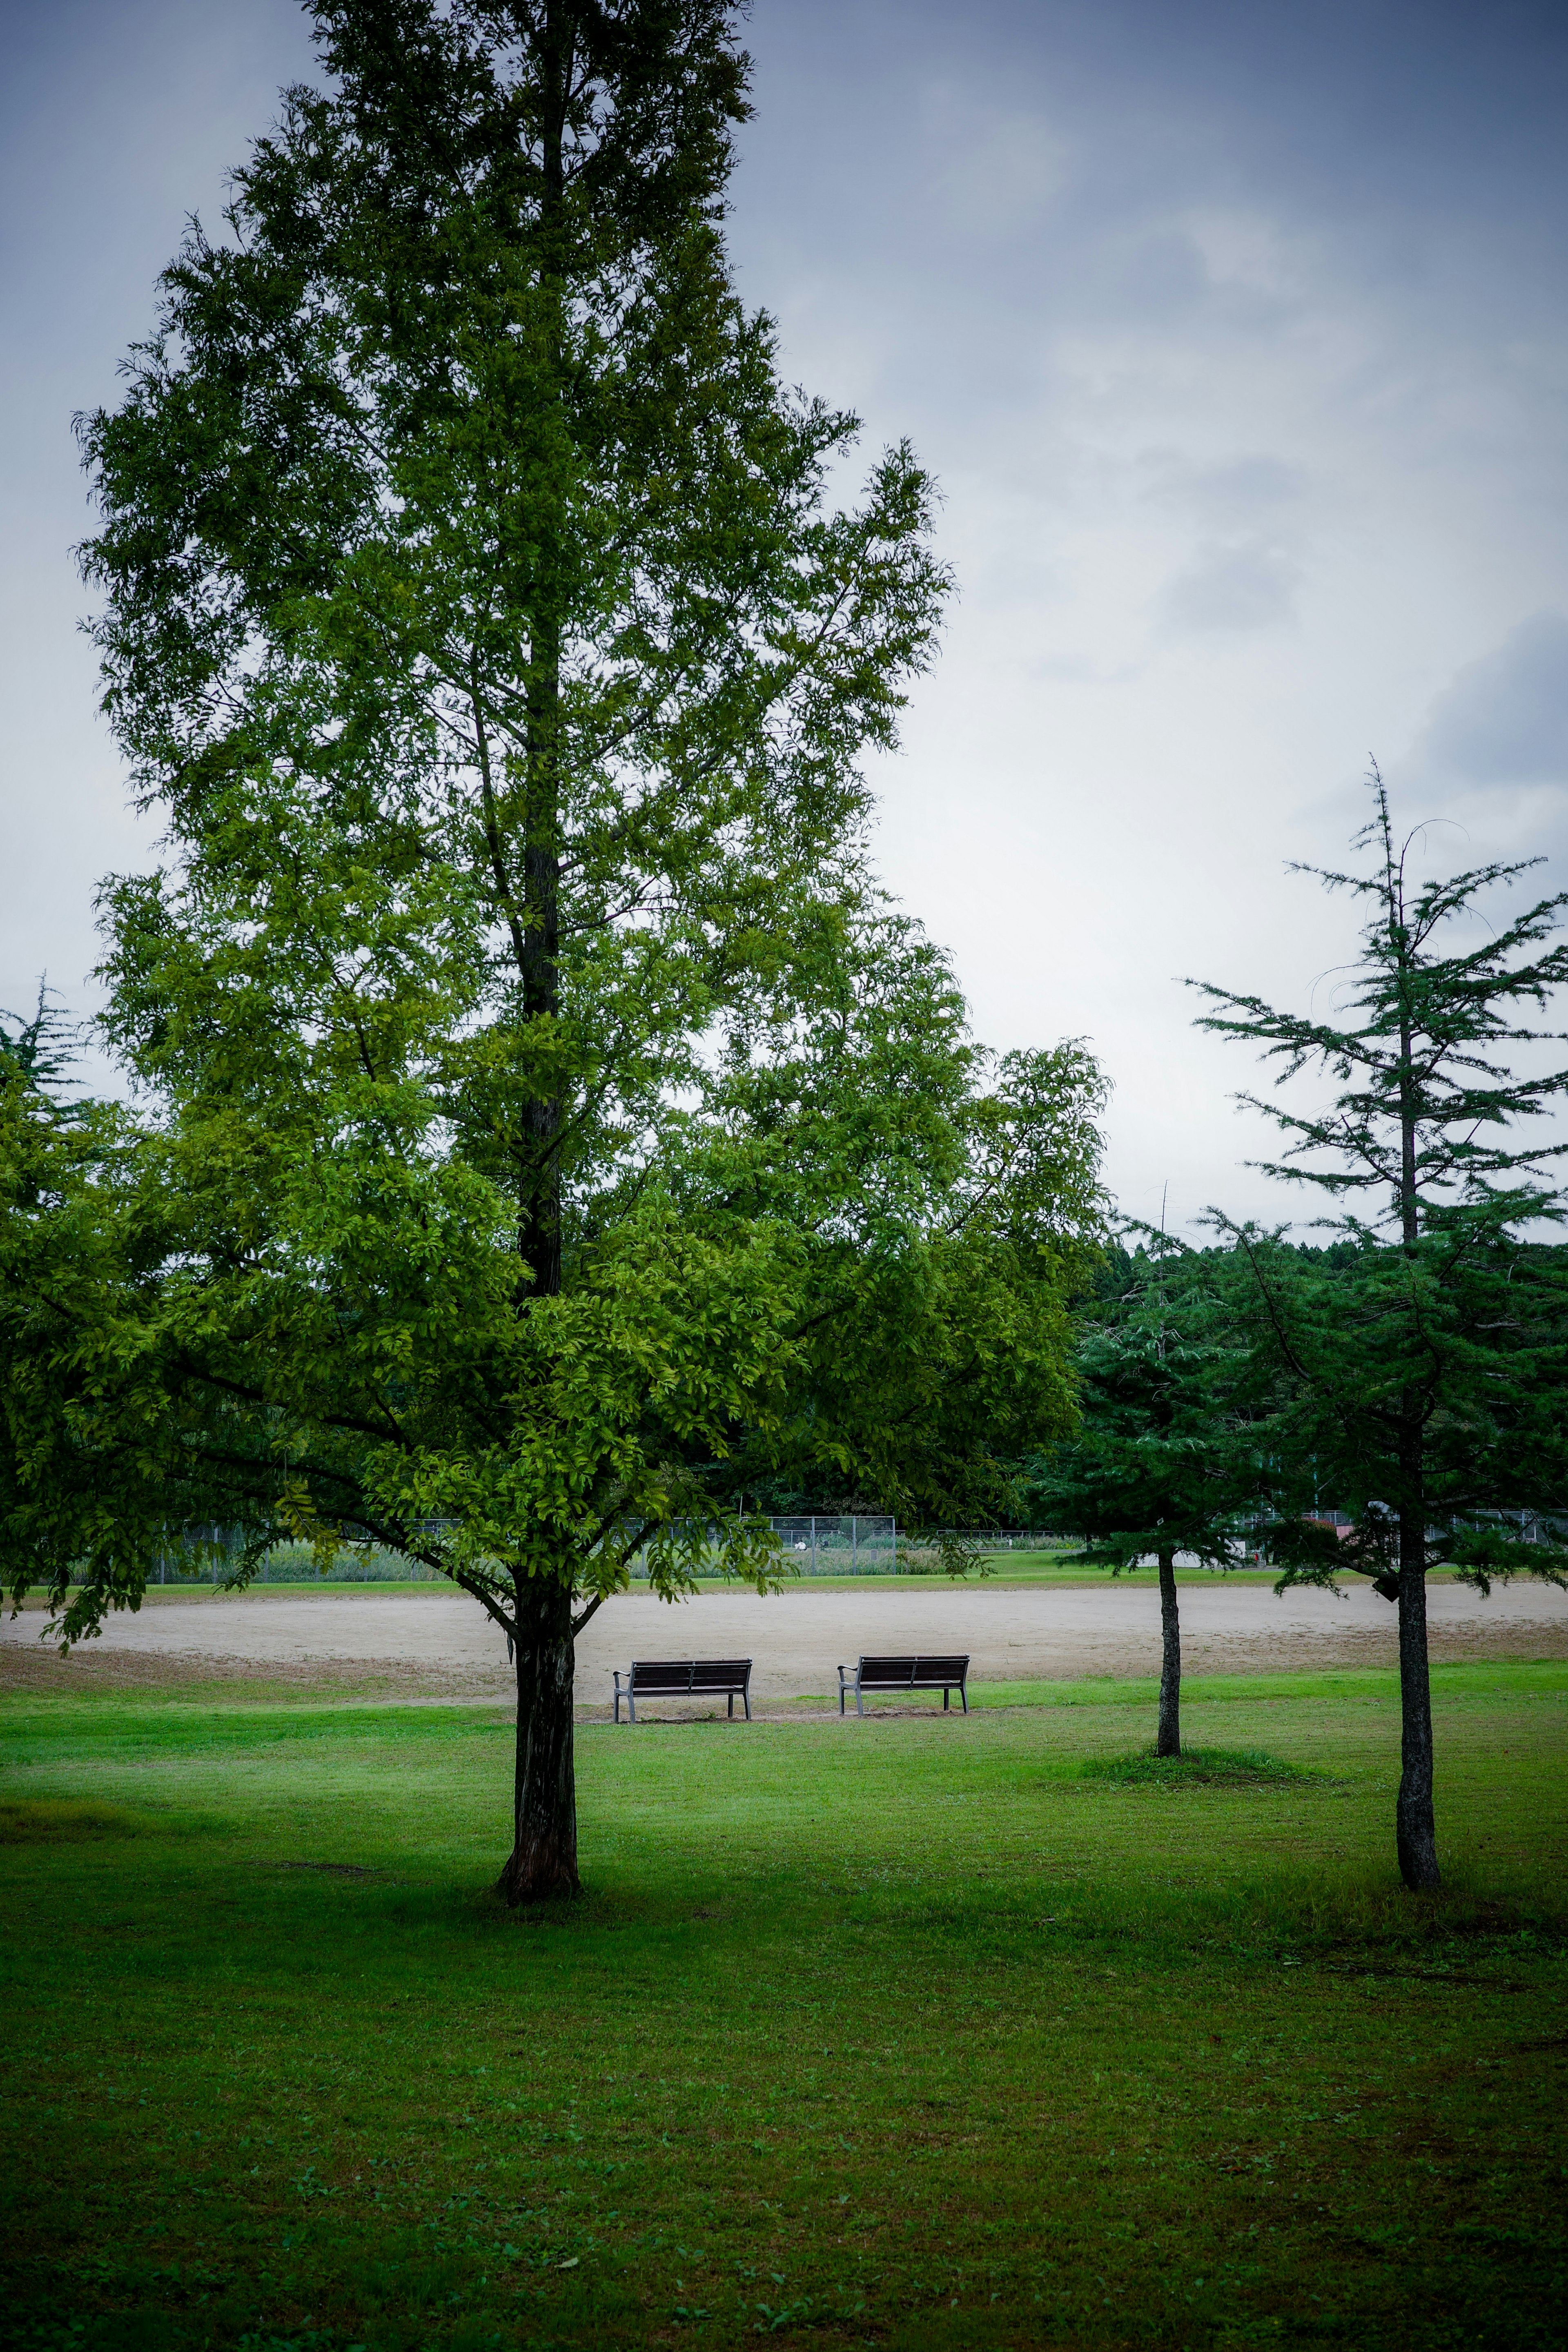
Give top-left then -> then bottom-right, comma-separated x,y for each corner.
1156,1545 -> 1181,1757
494,14 -> 575,1910
497,1572 -> 580,1904
1394,1434 -> 1440,1889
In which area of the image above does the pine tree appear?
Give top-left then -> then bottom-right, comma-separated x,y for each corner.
1192,769 -> 1568,1888
0,983 -> 77,1099
1025,1237 -> 1278,1756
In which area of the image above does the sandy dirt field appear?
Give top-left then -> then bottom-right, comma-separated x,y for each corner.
4,1573 -> 1566,1708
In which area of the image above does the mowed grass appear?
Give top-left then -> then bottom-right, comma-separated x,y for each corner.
1,1664 -> 1564,2350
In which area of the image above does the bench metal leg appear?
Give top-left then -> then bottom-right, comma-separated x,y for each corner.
943,1687 -> 949,1710
857,1687 -> 865,1717
960,1684 -> 968,1714
743,1689 -> 751,1720
628,1692 -> 636,1723
728,1691 -> 734,1718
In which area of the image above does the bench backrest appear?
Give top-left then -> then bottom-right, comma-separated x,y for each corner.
857,1653 -> 969,1685
629,1661 -> 695,1693
688,1658 -> 751,1691
628,1658 -> 751,1693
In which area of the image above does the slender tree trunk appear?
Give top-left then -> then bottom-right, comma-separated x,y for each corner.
1384,906 -> 1440,1886
497,1572 -> 580,1904
1394,1427 -> 1440,1889
1156,1545 -> 1180,1757
1393,928 -> 1440,1888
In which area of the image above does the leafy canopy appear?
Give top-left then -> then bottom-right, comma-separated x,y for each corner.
2,0 -> 1107,1651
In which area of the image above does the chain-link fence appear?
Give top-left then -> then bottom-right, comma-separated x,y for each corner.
64,1516 -> 1089,1588
630,1515 -> 898,1577
136,1517 -> 905,1583
137,1541 -> 441,1586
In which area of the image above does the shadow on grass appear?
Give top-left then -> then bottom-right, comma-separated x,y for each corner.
0,1797 -> 159,1843
1080,1744 -> 1327,1787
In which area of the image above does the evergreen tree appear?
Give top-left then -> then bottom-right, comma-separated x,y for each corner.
0,1 -> 1106,1900
1024,1237 -> 1278,1756
0,983 -> 77,1099
1193,769 -> 1568,1889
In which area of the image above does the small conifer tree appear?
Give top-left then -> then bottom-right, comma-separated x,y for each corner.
1026,1236 -> 1277,1757
1192,769 -> 1568,1888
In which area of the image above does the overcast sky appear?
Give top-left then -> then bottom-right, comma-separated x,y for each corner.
4,0 -> 1567,1233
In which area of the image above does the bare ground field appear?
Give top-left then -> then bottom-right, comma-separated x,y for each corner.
4,1572 -> 1566,1708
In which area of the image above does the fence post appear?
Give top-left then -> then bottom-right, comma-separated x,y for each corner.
851,1516 -> 857,1572
811,1517 -> 817,1573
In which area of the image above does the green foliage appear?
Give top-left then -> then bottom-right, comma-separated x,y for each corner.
1444,1520 -> 1568,1591
1232,1224 -> 1568,1592
0,982 -> 77,1099
895,1531 -> 991,1578
1022,1233 -> 1280,1569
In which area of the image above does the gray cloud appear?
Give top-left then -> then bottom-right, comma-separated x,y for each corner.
1155,538 -> 1302,633
1138,450 -> 1308,522
6,0 -> 1568,1232
1414,611 -> 1568,788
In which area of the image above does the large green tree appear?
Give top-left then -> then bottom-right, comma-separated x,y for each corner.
1193,770 -> 1568,1889
0,0 -> 1106,1900
1024,1237 -> 1280,1757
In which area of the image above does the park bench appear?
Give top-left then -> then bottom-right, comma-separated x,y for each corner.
612,1658 -> 753,1723
839,1654 -> 970,1716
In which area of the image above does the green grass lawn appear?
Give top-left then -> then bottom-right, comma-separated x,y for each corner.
2,1663 -> 1564,2350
